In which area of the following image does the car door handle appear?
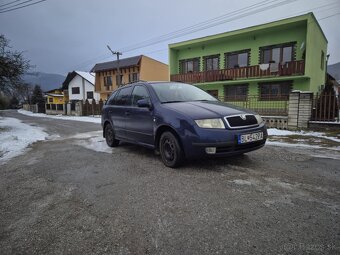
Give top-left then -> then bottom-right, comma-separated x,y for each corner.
125,111 -> 130,116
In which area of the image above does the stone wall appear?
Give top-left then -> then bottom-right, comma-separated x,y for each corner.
288,91 -> 313,130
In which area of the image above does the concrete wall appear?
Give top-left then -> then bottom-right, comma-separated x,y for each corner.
288,91 -> 313,129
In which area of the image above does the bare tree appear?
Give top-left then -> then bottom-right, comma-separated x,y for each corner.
0,34 -> 31,96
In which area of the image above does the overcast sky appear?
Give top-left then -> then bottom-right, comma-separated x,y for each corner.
1,0 -> 339,75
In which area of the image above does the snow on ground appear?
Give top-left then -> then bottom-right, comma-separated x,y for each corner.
0,117 -> 48,165
18,109 -> 101,124
267,128 -> 340,143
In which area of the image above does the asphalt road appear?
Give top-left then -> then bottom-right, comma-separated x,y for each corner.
0,110 -> 339,255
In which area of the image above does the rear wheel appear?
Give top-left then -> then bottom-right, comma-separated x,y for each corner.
159,131 -> 184,168
105,123 -> 120,147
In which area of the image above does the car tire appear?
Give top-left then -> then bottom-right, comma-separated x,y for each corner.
105,123 -> 120,147
159,131 -> 184,168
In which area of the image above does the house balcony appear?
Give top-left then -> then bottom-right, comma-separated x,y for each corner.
170,60 -> 305,84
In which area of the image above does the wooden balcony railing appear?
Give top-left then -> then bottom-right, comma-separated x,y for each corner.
170,60 -> 305,84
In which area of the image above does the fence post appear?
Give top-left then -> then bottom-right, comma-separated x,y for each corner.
297,92 -> 313,128
92,99 -> 96,116
287,91 -> 300,130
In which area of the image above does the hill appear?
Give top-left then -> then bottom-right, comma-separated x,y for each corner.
22,72 -> 65,92
328,62 -> 340,81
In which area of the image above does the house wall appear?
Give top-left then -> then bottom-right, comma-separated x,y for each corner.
139,56 -> 169,81
95,66 -> 141,100
169,13 -> 328,96
169,21 -> 307,74
68,75 -> 100,101
305,15 -> 328,92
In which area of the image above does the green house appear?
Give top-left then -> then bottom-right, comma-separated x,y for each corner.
169,13 -> 327,115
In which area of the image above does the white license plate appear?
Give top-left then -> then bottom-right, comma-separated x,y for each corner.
238,132 -> 263,144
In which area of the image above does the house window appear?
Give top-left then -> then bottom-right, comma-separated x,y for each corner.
260,43 -> 295,64
259,81 -> 292,100
129,73 -> 139,83
321,50 -> 325,70
225,50 -> 250,69
224,84 -> 248,101
87,91 -> 94,99
72,87 -> 80,94
179,58 -> 200,74
204,55 -> 219,71
116,75 -> 123,85
48,97 -> 53,103
206,90 -> 219,98
104,76 -> 112,88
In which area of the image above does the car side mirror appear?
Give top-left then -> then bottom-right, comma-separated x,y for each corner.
137,99 -> 152,109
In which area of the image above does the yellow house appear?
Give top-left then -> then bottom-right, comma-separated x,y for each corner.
91,55 -> 169,100
45,89 -> 65,104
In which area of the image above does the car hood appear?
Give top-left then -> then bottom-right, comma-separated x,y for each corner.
161,101 -> 253,119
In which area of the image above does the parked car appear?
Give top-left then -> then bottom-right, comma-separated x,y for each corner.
102,82 -> 267,167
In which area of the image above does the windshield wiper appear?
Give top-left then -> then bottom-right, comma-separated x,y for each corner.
161,100 -> 184,104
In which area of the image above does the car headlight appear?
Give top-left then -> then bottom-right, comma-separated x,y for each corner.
255,114 -> 264,124
195,118 -> 225,129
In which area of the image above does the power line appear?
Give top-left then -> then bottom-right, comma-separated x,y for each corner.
71,0 -> 338,71
0,0 -> 47,13
120,0 -> 297,53
0,0 -> 22,8
72,0 -> 295,70
0,0 -> 37,11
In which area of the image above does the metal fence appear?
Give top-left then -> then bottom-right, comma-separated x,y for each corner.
311,92 -> 339,122
218,95 -> 289,116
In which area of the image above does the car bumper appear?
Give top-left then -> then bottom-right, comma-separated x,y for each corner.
183,123 -> 267,159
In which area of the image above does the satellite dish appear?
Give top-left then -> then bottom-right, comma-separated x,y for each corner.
300,42 -> 305,50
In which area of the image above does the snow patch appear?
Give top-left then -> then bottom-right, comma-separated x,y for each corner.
0,117 -> 48,164
267,128 -> 340,143
18,109 -> 101,124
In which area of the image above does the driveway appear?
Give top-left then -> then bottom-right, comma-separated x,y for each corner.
0,110 -> 339,254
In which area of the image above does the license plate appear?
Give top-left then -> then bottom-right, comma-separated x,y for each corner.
238,132 -> 263,144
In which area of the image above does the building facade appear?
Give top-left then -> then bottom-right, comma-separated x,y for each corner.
169,13 -> 327,108
91,55 -> 169,100
63,71 -> 100,102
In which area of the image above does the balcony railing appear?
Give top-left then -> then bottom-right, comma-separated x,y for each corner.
170,60 -> 305,84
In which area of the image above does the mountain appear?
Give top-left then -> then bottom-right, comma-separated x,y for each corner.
328,62 -> 340,81
22,72 -> 66,92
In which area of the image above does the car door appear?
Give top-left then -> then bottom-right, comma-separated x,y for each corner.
125,85 -> 154,145
109,86 -> 133,140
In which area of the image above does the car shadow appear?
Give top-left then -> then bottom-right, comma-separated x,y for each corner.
117,142 -> 256,171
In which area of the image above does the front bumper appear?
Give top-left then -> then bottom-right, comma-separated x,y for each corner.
183,123 -> 267,159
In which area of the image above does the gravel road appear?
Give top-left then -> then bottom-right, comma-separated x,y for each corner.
0,110 -> 339,254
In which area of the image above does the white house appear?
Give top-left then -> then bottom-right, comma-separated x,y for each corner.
63,71 -> 100,102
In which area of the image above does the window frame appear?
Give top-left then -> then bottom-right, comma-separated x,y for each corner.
258,81 -> 292,101
71,87 -> 80,94
259,42 -> 296,64
225,49 -> 250,69
203,54 -> 220,71
104,76 -> 112,88
129,72 -> 139,83
86,91 -> 94,99
179,58 -> 200,74
224,84 -> 249,101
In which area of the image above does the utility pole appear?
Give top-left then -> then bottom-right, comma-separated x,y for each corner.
107,45 -> 122,87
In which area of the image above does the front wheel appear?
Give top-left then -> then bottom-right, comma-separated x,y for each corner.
105,123 -> 120,147
159,131 -> 184,168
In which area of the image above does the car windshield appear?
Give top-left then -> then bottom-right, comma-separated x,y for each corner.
150,82 -> 218,103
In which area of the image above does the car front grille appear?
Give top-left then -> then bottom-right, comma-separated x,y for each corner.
224,114 -> 258,129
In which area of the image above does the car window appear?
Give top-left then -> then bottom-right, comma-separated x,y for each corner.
115,86 -> 133,106
107,91 -> 117,105
150,82 -> 217,103
131,86 -> 150,106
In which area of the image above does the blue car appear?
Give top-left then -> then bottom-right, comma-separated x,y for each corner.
102,82 -> 267,167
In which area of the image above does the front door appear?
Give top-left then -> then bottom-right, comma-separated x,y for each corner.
125,85 -> 154,145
